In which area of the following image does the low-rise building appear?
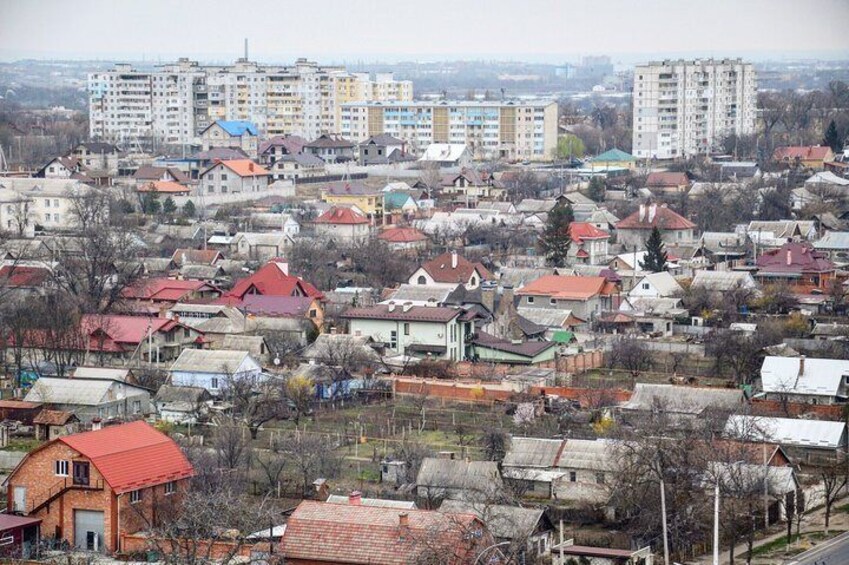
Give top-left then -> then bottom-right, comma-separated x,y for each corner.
314,207 -> 371,244
773,145 -> 835,170
198,159 -> 270,195
169,349 -> 263,396
304,134 -> 356,163
416,457 -> 502,502
760,355 -> 849,405
408,251 -> 491,290
200,120 -> 258,155
516,275 -> 618,321
615,203 -> 695,248
24,377 -> 151,422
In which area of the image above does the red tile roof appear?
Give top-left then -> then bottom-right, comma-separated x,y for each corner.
517,275 -> 616,301
773,145 -> 833,162
170,248 -> 223,266
238,294 -> 316,317
315,206 -> 369,225
646,171 -> 689,187
0,265 -> 51,288
419,252 -> 492,284
755,241 -> 835,275
569,222 -> 609,243
122,278 -> 217,301
81,315 -> 185,352
228,260 -> 324,300
60,421 -> 194,494
378,227 -> 429,243
280,500 -> 486,565
615,203 -> 695,230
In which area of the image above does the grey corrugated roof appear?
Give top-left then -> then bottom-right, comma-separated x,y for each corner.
169,349 -> 253,373
815,231 -> 849,251
621,383 -> 743,415
556,439 -> 615,472
725,415 -> 846,450
416,458 -> 502,495
24,377 -> 146,406
515,307 -> 575,328
326,495 -> 416,509
502,437 -> 562,468
438,500 -> 545,541
691,270 -> 757,292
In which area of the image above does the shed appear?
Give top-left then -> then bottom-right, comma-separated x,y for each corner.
32,409 -> 79,440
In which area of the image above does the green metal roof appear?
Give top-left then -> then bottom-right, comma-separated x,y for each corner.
594,148 -> 636,162
552,330 -> 574,343
384,191 -> 416,210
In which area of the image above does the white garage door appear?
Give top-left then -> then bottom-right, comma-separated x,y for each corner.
73,510 -> 104,551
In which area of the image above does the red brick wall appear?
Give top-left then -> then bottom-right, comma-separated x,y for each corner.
751,399 -> 845,420
393,378 -> 515,402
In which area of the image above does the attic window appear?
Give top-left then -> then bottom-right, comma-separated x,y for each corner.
527,297 -> 535,304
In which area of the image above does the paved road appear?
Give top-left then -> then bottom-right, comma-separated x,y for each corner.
788,531 -> 849,565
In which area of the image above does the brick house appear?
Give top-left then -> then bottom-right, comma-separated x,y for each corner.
4,421 -> 193,554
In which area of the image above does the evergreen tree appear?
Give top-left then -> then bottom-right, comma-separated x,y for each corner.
539,202 -> 574,267
182,200 -> 196,218
639,227 -> 668,272
162,196 -> 177,216
823,120 -> 843,153
587,177 -> 606,203
141,192 -> 161,215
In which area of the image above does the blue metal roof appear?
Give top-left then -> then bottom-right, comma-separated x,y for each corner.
215,120 -> 258,137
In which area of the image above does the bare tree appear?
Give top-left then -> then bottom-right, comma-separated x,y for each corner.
608,337 -> 653,380
820,454 -> 849,534
278,430 -> 341,497
212,417 -> 252,471
223,372 -> 284,440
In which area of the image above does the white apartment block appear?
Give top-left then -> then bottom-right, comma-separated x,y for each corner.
89,58 -> 413,148
632,58 -> 757,159
339,100 -> 558,161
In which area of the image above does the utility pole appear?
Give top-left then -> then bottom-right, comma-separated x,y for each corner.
660,477 -> 670,565
713,480 -> 720,565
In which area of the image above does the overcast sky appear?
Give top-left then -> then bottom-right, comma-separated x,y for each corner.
2,0 -> 848,64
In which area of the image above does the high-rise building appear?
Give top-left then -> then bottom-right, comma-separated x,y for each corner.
632,58 -> 757,159
339,100 -> 558,161
88,58 -> 413,148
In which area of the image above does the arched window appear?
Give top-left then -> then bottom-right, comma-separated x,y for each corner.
417,275 -> 427,285
470,276 -> 477,286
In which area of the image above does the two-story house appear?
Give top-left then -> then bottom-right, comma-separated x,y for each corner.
258,135 -> 308,165
568,222 -> 610,265
408,251 -> 492,290
199,160 -> 270,195
615,203 -> 696,248
304,134 -> 356,163
199,120 -> 259,155
343,304 -> 474,362
68,143 -> 121,175
5,421 -> 193,553
320,181 -> 383,221
314,207 -> 371,244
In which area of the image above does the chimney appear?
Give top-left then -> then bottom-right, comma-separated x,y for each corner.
349,491 -> 362,505
398,512 -> 409,528
451,251 -> 458,269
648,204 -> 657,223
249,162 -> 254,172
639,204 -> 646,222
92,418 -> 103,431
786,250 -> 792,266
402,302 -> 413,313
799,355 -> 806,376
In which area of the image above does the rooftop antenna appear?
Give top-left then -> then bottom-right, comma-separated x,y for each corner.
244,38 -> 249,61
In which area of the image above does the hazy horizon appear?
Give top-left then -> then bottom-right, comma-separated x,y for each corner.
2,0 -> 848,65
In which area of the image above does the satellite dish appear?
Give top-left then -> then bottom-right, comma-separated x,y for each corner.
273,357 -> 281,366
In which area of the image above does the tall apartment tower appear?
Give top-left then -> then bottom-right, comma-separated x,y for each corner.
88,59 -> 413,149
340,100 -> 558,161
632,58 -> 757,159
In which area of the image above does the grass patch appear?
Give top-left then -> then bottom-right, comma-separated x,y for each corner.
4,438 -> 42,452
749,530 -> 844,557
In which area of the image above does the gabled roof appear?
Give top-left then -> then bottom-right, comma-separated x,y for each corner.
419,252 -> 492,284
419,143 -> 469,162
227,260 -> 323,300
76,142 -> 120,153
132,166 -> 190,184
691,270 -> 757,291
569,222 -> 609,243
416,457 -> 503,495
378,227 -> 428,243
631,271 -> 683,297
33,409 -> 78,426
620,383 -> 744,415
0,265 -> 51,288
472,331 -> 557,358
259,135 -> 308,156
760,356 -> 849,398
122,278 -> 216,301
315,206 -> 369,225
773,145 -> 833,161
305,134 -> 354,148
438,500 -> 546,541
208,120 -> 258,137
137,180 -> 190,194
755,241 -> 835,275
616,203 -> 695,230
169,348 -> 255,374
206,159 -> 270,178
25,377 -> 147,406
81,315 -> 183,348
647,171 -> 689,187
280,500 -> 484,565
516,275 -> 614,301
238,294 -> 316,317
360,133 -> 404,146
59,421 -> 194,493
725,415 -> 846,450
502,437 -> 563,468
170,248 -> 222,267
594,148 -> 636,162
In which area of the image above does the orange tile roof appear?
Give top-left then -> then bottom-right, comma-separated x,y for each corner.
60,421 -> 194,493
137,181 -> 191,194
217,159 -> 270,177
280,501 -> 486,565
569,222 -> 609,243
615,203 -> 695,230
517,275 -> 614,300
378,227 -> 428,243
420,252 -> 492,283
773,145 -> 833,161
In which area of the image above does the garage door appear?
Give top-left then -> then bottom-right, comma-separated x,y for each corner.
73,510 -> 104,551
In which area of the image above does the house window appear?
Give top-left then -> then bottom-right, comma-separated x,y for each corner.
309,309 -> 317,318
164,481 -> 175,495
55,460 -> 69,476
165,331 -> 175,343
527,297 -> 534,304
596,472 -> 605,485
132,400 -> 141,414
569,471 -> 576,482
390,330 -> 398,349
130,489 -> 142,504
549,298 -> 556,305
184,328 -> 191,338
642,283 -> 650,290
211,377 -> 220,390
417,275 -> 427,285
404,323 -> 410,336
